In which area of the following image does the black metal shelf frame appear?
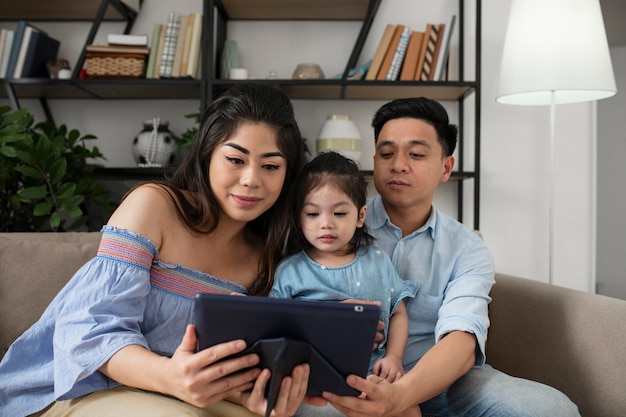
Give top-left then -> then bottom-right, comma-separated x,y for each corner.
1,0 -> 481,229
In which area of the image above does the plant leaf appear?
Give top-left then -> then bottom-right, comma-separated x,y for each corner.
59,194 -> 85,211
18,185 -> 47,199
0,146 -> 17,157
56,182 -> 76,199
49,212 -> 61,230
33,202 -> 52,216
69,206 -> 83,217
50,158 -> 67,183
14,165 -> 41,179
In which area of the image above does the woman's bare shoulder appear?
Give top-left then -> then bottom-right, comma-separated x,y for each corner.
107,183 -> 177,246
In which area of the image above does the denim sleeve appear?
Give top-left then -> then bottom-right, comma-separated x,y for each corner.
435,238 -> 495,366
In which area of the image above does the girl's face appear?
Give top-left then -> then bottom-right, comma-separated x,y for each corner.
300,183 -> 367,260
209,122 -> 286,224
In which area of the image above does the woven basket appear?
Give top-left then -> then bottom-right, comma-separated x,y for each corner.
84,52 -> 147,78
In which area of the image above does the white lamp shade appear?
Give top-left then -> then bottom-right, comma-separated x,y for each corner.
496,0 -> 617,106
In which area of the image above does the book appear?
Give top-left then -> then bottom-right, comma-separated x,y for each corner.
86,44 -> 149,55
152,24 -> 167,79
0,29 -> 7,69
376,24 -> 405,81
418,23 -> 439,81
171,14 -> 189,78
5,21 -> 43,80
107,33 -> 149,46
158,11 -> 182,78
0,30 -> 14,78
12,26 -> 38,78
185,12 -> 203,79
428,23 -> 445,81
433,15 -> 456,81
399,30 -> 424,81
19,31 -> 60,78
179,13 -> 195,77
364,24 -> 396,81
145,23 -> 162,79
385,25 -> 411,81
414,23 -> 432,80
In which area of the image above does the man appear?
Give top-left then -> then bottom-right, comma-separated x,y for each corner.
300,97 -> 579,416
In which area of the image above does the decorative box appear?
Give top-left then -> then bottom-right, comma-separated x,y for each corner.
84,45 -> 149,78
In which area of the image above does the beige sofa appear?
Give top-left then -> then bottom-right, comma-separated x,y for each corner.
1,232 -> 625,417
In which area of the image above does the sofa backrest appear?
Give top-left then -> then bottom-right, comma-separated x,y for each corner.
488,273 -> 626,417
0,232 -> 102,358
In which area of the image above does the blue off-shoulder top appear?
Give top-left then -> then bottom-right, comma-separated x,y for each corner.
0,226 -> 247,417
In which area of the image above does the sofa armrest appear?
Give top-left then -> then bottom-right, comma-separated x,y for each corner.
487,273 -> 626,417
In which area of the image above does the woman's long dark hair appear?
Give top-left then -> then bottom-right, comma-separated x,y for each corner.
159,83 -> 304,295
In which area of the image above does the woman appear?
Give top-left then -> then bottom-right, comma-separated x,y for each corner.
0,83 -> 310,417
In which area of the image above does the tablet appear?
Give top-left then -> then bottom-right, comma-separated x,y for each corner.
193,293 -> 380,416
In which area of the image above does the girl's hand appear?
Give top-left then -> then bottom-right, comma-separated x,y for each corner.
240,363 -> 310,417
167,324 -> 263,408
371,357 -> 404,383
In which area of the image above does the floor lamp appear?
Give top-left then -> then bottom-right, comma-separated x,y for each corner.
495,0 -> 616,285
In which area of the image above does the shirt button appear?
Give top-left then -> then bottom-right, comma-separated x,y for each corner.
399,241 -> 405,246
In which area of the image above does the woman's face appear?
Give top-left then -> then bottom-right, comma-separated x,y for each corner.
209,122 -> 287,224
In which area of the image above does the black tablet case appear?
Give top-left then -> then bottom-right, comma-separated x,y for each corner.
193,293 -> 381,417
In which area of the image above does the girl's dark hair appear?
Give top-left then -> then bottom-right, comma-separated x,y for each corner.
155,83 -> 303,295
287,151 -> 373,255
371,96 -> 458,156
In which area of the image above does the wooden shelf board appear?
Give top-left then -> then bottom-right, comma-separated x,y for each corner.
344,83 -> 474,101
79,79 -> 201,99
0,0 -> 128,21
218,0 -> 370,20
2,79 -> 474,102
1,79 -> 202,100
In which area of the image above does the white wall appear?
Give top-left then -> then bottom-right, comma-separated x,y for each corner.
597,45 -> 626,300
1,0 -> 602,292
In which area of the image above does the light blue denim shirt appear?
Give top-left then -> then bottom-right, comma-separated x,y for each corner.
0,227 -> 247,417
366,196 -> 495,371
270,245 -> 417,370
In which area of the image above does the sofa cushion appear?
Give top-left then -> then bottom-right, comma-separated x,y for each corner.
0,233 -> 101,357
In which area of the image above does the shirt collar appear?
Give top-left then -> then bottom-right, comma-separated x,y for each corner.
367,195 -> 438,239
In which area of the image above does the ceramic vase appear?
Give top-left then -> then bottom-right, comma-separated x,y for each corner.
132,117 -> 176,168
292,63 -> 324,79
221,39 -> 240,79
316,114 -> 362,162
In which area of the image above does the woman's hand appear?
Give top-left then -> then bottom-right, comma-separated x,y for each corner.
239,362 -> 310,417
166,324 -> 263,408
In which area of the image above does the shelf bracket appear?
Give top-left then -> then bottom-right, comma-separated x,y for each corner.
72,0 -> 141,79
340,0 -> 382,98
3,80 -> 20,111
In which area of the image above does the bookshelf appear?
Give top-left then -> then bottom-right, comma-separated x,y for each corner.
0,0 -> 481,229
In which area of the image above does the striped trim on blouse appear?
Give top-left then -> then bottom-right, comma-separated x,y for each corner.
97,227 -> 245,299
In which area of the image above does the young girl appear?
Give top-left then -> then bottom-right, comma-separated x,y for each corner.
269,151 -> 420,416
0,83 -> 310,417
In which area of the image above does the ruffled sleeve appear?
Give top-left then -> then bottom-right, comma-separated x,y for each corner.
52,226 -> 158,400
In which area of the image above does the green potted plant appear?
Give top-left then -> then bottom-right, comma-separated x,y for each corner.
0,106 -> 115,232
172,111 -> 199,153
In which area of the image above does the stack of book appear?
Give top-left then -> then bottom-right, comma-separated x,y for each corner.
0,21 -> 60,79
365,15 -> 456,82
144,11 -> 204,79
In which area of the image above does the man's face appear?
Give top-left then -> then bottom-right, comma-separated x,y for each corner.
373,117 -> 454,212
